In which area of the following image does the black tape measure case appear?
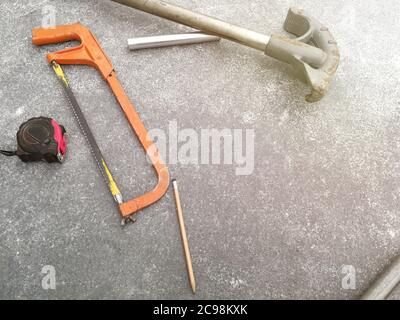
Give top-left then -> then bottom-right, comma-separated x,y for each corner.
0,117 -> 67,163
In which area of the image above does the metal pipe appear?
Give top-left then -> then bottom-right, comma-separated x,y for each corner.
128,32 -> 220,50
112,0 -> 270,52
361,256 -> 400,300
172,179 -> 196,294
112,1 -> 338,103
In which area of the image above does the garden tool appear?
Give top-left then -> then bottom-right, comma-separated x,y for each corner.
32,23 -> 170,224
112,0 -> 340,102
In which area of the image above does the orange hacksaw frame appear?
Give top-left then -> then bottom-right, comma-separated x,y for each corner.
32,23 -> 170,219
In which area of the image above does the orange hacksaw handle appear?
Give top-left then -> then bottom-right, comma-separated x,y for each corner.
32,23 -> 170,219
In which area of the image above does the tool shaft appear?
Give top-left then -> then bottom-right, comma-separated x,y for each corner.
113,0 -> 270,51
172,180 -> 196,294
361,256 -> 400,300
128,32 -> 220,50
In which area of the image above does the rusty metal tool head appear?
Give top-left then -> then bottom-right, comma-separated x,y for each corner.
266,8 -> 340,102
32,23 -> 170,222
112,0 -> 340,102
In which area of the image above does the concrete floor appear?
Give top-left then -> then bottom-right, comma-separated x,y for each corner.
1,0 -> 400,300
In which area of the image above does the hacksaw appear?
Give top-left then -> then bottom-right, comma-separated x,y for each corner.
32,23 -> 170,224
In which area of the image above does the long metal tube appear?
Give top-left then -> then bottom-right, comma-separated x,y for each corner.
361,256 -> 400,300
112,0 -> 271,51
128,32 -> 220,50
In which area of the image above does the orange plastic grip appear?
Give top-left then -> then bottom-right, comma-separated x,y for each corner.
32,23 -> 114,79
32,23 -> 170,219
32,23 -> 82,45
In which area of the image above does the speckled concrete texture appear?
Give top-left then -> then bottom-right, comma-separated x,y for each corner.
1,0 -> 400,300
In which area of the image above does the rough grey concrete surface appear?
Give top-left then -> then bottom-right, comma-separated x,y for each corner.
1,0 -> 400,300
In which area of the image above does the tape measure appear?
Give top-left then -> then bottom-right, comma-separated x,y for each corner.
0,117 -> 67,163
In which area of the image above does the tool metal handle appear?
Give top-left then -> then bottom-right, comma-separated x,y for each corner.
112,0 -> 270,51
361,256 -> 400,300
